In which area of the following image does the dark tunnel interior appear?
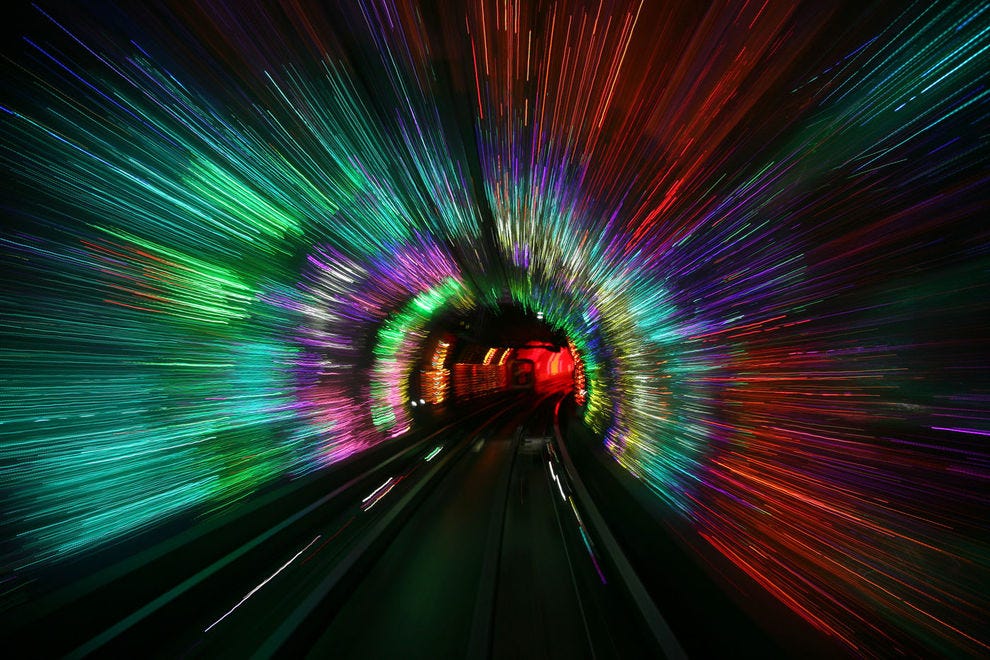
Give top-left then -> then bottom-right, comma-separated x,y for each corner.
1,1 -> 989,658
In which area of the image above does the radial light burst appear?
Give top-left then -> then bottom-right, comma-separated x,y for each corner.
1,0 -> 988,655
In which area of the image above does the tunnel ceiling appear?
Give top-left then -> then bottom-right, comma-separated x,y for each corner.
453,305 -> 568,351
1,1 -> 988,657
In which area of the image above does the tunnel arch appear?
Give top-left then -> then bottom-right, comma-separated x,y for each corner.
293,230 -> 721,520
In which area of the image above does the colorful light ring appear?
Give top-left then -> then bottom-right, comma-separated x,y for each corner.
369,275 -> 471,432
1,1 -> 988,655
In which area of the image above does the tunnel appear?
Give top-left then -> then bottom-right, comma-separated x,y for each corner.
1,1 -> 988,658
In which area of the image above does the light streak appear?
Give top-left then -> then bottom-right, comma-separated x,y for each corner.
204,534 -> 321,633
361,483 -> 397,512
362,477 -> 394,504
548,461 -> 567,502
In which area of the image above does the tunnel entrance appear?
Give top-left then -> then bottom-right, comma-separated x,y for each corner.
413,304 -> 578,407
511,346 -> 574,393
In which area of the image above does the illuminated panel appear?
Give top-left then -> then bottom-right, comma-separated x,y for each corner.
452,362 -> 508,399
420,337 -> 453,404
568,339 -> 588,407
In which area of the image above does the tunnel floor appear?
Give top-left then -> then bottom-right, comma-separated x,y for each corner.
302,394 -> 652,658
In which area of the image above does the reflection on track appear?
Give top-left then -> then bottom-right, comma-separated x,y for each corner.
490,398 -> 661,659
310,393 -> 664,659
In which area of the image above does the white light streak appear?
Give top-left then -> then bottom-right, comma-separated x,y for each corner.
204,534 -> 321,633
362,477 -> 394,503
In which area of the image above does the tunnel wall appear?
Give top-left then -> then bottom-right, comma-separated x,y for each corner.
0,2 -> 987,656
